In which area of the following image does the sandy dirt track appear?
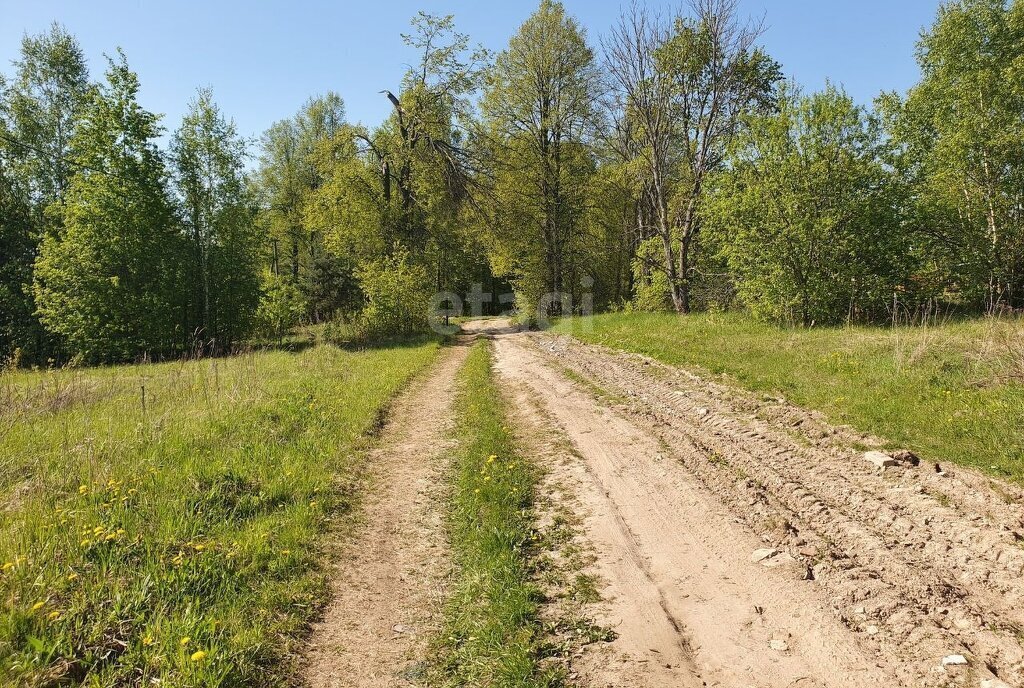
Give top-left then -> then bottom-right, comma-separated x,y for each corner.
302,339 -> 470,687
470,319 -> 1024,688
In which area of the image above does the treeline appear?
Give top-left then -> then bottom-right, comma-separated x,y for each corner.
2,0 -> 1023,364
1,27 -> 261,363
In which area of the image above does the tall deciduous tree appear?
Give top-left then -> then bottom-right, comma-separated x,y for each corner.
480,0 -> 599,317
34,54 -> 186,361
0,24 -> 91,361
608,0 -> 780,313
0,104 -> 36,362
171,88 -> 262,349
881,0 -> 1024,311
6,23 -> 91,214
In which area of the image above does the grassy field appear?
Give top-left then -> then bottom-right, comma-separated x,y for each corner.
0,341 -> 439,685
433,340 -> 557,687
553,312 -> 1024,481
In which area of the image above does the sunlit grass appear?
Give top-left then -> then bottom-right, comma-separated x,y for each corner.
434,339 -> 559,687
0,341 -> 438,685
553,312 -> 1024,481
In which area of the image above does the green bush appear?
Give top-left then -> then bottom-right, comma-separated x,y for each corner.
256,273 -> 307,341
355,246 -> 431,338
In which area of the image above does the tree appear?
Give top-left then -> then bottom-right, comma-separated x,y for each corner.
880,0 -> 1024,311
5,23 -> 91,214
0,105 -> 36,362
707,85 -> 907,325
0,24 -> 91,362
171,88 -> 262,349
480,0 -> 599,318
33,54 -> 186,361
607,0 -> 780,313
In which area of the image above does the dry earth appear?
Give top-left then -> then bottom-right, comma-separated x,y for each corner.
302,338 -> 470,687
475,319 -> 1024,688
306,320 -> 1024,688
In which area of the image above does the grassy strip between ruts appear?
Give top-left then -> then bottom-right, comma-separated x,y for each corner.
552,312 -> 1024,482
433,339 -> 559,687
0,338 -> 439,686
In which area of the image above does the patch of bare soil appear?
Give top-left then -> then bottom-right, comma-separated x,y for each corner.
496,324 -> 1024,688
302,340 -> 471,688
498,363 -> 703,687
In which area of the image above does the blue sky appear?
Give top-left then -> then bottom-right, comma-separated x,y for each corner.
1,0 -> 941,144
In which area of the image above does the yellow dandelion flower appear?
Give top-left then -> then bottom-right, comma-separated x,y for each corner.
179,636 -> 191,646
473,488 -> 481,494
47,611 -> 61,621
78,485 -> 88,494
142,634 -> 154,646
190,650 -> 207,661
1,562 -> 13,572
80,539 -> 91,547
67,572 -> 79,581
31,601 -> 46,611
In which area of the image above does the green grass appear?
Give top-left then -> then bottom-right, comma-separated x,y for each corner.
434,340 -> 558,687
552,312 -> 1024,481
0,340 -> 439,686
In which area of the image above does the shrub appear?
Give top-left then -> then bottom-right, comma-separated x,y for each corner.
355,246 -> 431,338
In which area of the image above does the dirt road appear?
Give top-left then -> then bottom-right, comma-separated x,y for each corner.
303,339 -> 469,687
474,319 -> 1024,688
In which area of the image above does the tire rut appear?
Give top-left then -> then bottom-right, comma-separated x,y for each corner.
490,326 -> 893,688
534,330 -> 1024,687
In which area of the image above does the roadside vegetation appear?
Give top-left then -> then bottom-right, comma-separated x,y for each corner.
554,312 -> 1024,481
0,341 -> 438,685
434,340 -> 557,687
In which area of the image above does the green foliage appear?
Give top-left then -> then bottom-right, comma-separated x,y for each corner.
5,22 -> 90,211
434,340 -> 559,686
606,2 -> 782,313
630,238 -> 674,313
554,312 -> 1024,481
0,24 -> 90,362
33,54 -> 186,362
880,0 -> 1024,310
256,272 -> 307,341
355,246 -> 431,338
707,84 -> 907,325
480,0 -> 598,317
0,341 -> 439,685
0,119 -> 37,363
171,88 -> 262,348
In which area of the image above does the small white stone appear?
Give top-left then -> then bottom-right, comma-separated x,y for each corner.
769,639 -> 789,652
981,679 -> 1011,688
761,552 -> 797,569
751,548 -> 779,563
864,451 -> 898,470
866,625 -> 879,636
942,654 -> 968,666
